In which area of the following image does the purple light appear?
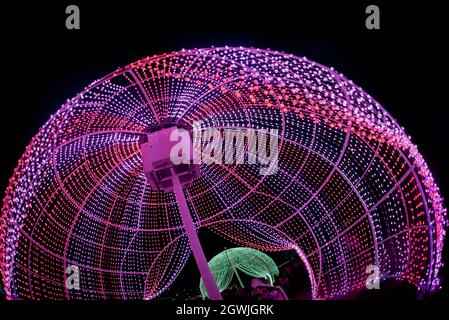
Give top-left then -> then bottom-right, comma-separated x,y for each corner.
0,47 -> 446,300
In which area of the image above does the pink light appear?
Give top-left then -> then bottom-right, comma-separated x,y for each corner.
0,47 -> 446,300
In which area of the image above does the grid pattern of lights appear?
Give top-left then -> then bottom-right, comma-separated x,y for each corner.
1,47 -> 446,300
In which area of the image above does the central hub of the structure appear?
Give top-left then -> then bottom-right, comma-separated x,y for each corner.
139,125 -> 222,300
140,126 -> 200,191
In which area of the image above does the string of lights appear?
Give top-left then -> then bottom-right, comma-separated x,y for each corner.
0,47 -> 446,300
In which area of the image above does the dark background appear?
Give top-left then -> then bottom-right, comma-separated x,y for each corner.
1,0 -> 448,302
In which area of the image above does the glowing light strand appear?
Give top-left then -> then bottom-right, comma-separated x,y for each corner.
0,47 -> 446,300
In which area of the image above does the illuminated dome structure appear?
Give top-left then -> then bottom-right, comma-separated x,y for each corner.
0,47 -> 446,300
199,247 -> 279,299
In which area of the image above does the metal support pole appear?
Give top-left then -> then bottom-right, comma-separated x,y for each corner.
171,168 -> 222,300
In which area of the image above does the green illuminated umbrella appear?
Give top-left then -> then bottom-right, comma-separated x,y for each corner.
199,247 -> 279,299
